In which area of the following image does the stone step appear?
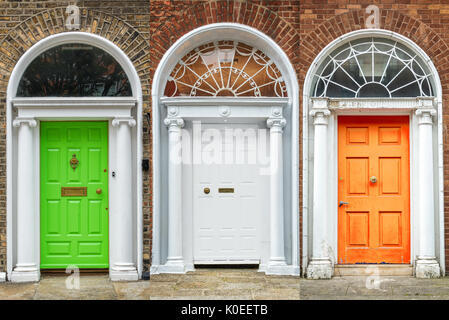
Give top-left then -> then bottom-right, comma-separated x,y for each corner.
334,264 -> 413,276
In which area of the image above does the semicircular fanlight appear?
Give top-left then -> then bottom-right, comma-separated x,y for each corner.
164,41 -> 287,97
311,37 -> 435,98
17,43 -> 132,97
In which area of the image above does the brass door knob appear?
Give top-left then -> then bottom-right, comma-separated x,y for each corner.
370,176 -> 377,183
204,187 -> 210,194
96,188 -> 102,194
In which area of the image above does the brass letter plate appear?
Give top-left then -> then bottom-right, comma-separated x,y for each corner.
218,188 -> 234,193
61,187 -> 87,197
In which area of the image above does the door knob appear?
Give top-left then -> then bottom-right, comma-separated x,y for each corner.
370,176 -> 377,183
339,201 -> 349,207
204,187 -> 210,194
96,188 -> 102,194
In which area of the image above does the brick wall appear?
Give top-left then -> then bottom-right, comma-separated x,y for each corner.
0,0 -> 449,275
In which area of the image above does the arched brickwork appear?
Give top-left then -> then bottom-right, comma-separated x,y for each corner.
299,10 -> 449,89
0,7 -> 151,95
299,8 -> 449,275
0,7 -> 152,273
149,0 -> 300,82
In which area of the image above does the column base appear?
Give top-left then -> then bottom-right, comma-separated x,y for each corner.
11,265 -> 40,282
150,263 -> 194,275
265,258 -> 290,275
110,263 -> 138,281
158,258 -> 188,274
415,257 -> 441,278
306,258 -> 333,279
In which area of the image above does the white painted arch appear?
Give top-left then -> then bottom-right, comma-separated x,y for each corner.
6,32 -> 143,281
302,29 -> 444,278
151,23 -> 300,275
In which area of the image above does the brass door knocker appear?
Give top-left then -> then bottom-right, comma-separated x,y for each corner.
70,154 -> 79,171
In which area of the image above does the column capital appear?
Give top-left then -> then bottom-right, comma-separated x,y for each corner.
164,117 -> 185,129
267,117 -> 286,130
13,117 -> 37,128
310,107 -> 331,125
415,108 -> 436,125
112,116 -> 136,127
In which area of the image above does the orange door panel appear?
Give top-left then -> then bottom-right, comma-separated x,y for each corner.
338,116 -> 410,264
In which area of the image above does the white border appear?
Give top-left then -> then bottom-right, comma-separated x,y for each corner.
302,29 -> 444,275
151,23 -> 300,275
6,32 -> 143,280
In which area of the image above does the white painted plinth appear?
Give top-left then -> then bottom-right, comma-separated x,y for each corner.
10,265 -> 40,283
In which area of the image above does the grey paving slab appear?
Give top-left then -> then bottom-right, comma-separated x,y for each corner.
5,270 -> 449,300
299,276 -> 449,300
0,268 -> 299,300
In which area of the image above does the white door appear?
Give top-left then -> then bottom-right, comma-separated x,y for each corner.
193,123 -> 269,264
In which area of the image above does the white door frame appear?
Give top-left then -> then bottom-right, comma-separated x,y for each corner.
151,23 -> 300,276
6,32 -> 143,282
157,97 -> 294,275
303,29 -> 444,278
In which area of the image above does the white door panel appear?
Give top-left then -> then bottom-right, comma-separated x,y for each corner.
193,123 -> 269,264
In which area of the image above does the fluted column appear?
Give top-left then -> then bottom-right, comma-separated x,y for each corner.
110,116 -> 138,281
11,117 -> 39,282
163,116 -> 186,273
307,105 -> 333,279
415,107 -> 440,278
266,116 -> 288,274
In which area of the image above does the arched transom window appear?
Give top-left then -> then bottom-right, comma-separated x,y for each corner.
311,37 -> 435,98
17,44 -> 132,97
164,41 -> 287,97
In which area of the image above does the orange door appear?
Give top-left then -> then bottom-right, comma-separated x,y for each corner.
338,116 -> 410,264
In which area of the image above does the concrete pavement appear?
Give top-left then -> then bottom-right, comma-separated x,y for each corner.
0,268 -> 299,300
300,276 -> 449,300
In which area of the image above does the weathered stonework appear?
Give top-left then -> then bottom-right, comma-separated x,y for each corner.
306,260 -> 333,280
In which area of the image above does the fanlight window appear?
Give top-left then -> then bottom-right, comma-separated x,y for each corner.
312,38 -> 435,98
164,41 -> 287,97
17,44 -> 132,97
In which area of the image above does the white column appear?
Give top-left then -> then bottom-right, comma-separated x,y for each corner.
415,107 -> 440,278
110,116 -> 138,281
11,117 -> 39,282
162,116 -> 186,273
307,105 -> 333,279
266,116 -> 288,275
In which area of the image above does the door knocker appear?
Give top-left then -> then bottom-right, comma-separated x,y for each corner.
70,154 -> 79,171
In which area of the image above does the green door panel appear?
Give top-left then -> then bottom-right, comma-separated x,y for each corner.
40,121 -> 109,269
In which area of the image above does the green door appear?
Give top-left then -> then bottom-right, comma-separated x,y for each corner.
40,121 -> 109,269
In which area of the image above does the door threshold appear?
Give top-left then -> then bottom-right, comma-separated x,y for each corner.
41,268 -> 109,275
334,264 -> 413,276
194,264 -> 259,269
